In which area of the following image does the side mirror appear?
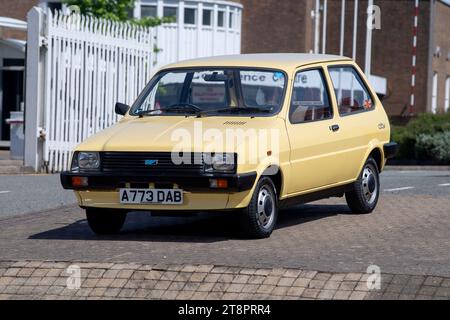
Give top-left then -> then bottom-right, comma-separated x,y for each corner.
115,102 -> 130,116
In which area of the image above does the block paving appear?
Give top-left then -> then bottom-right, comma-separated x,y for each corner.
0,260 -> 449,300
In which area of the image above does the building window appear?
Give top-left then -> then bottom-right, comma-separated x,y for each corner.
163,7 -> 177,21
229,12 -> 234,28
203,9 -> 212,26
141,5 -> 157,18
445,77 -> 450,113
217,11 -> 225,27
432,73 -> 438,114
184,8 -> 196,25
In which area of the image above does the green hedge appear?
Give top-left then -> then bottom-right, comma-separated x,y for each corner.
391,112 -> 450,163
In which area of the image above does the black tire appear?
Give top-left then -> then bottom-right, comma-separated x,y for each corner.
240,177 -> 278,239
86,208 -> 127,234
345,157 -> 380,214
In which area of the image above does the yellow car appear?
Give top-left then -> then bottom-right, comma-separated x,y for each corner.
61,54 -> 397,238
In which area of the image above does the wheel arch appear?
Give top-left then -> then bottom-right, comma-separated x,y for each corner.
260,165 -> 284,199
368,147 -> 383,172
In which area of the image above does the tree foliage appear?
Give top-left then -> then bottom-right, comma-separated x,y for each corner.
64,0 -> 175,27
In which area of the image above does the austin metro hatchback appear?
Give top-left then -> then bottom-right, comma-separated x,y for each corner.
61,54 -> 397,239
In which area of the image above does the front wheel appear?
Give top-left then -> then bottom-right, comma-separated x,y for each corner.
86,208 -> 127,234
240,177 -> 278,239
345,157 -> 380,214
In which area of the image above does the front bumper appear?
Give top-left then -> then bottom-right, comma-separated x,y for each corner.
60,171 -> 257,193
383,142 -> 399,159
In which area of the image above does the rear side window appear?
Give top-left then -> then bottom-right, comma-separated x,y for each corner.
328,66 -> 374,115
289,69 -> 332,124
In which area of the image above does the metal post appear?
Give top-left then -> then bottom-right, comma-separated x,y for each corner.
340,0 -> 346,56
365,0 -> 373,76
314,0 -> 320,54
352,0 -> 358,60
24,7 -> 45,172
322,0 -> 327,54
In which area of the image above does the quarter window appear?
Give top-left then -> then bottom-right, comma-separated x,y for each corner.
329,66 -> 374,115
290,69 -> 332,124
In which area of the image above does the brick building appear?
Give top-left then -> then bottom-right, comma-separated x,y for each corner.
237,0 -> 450,116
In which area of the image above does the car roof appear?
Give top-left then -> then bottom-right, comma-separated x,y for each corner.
160,53 -> 352,71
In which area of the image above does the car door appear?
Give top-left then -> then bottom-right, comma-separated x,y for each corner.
327,63 -> 380,182
286,66 -> 344,194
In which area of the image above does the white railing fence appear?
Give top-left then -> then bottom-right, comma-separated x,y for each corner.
25,7 -> 154,172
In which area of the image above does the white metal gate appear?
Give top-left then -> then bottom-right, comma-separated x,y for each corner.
44,11 -> 154,172
25,8 -> 154,172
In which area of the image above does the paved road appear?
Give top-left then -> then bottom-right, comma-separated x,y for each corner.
0,170 -> 449,278
0,170 -> 449,218
0,175 -> 76,217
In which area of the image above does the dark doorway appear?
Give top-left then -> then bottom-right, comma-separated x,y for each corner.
1,59 -> 25,141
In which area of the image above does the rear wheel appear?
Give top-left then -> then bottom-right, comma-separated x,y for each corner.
86,208 -> 127,234
345,157 -> 380,214
240,177 -> 278,239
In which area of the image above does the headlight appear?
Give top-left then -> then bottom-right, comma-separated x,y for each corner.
72,152 -> 100,171
204,153 -> 236,173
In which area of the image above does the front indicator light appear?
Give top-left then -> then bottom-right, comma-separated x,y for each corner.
72,176 -> 88,187
210,179 -> 228,189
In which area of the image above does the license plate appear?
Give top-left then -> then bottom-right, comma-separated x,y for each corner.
119,189 -> 183,205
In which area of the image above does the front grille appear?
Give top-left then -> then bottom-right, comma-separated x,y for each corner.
101,152 -> 204,174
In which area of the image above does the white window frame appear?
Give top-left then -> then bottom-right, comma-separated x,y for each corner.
431,72 -> 438,114
445,76 -> 450,113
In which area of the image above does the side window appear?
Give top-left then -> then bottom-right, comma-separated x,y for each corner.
290,69 -> 332,124
328,66 -> 374,115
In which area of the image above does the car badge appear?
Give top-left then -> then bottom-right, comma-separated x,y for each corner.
144,160 -> 158,166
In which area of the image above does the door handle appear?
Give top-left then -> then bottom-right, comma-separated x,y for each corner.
330,124 -> 340,132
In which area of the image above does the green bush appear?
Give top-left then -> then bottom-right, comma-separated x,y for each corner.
416,132 -> 450,162
391,112 -> 450,162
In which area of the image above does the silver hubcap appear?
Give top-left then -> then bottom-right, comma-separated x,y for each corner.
257,186 -> 275,229
362,166 -> 377,204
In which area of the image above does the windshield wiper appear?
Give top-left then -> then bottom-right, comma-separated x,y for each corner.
198,106 -> 273,117
136,103 -> 202,117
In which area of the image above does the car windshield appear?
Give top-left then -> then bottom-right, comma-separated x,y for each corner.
130,68 -> 287,117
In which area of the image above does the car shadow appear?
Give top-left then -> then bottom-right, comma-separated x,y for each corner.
29,203 -> 351,243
